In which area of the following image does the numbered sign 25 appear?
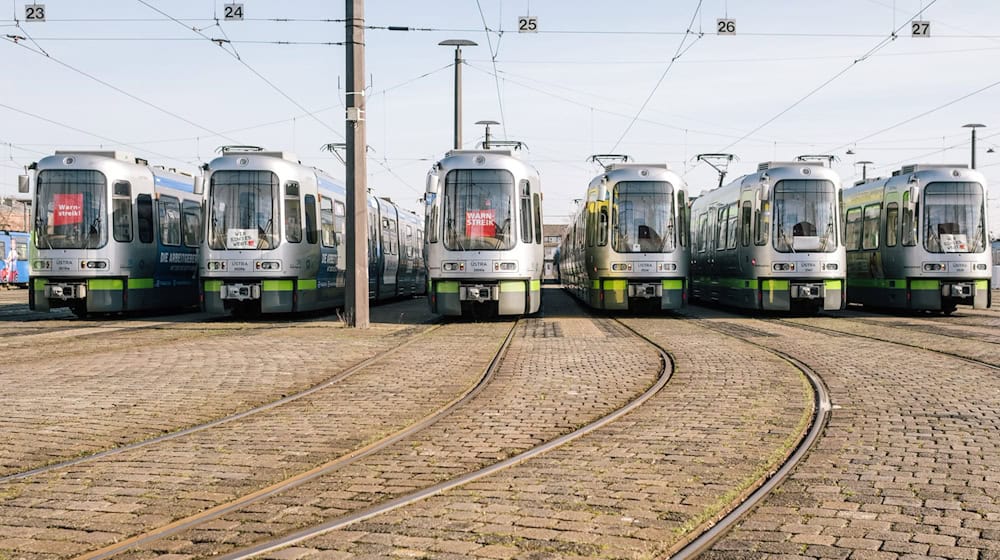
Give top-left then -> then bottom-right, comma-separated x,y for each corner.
518,15 -> 538,33
911,20 -> 930,37
224,3 -> 244,21
717,18 -> 736,35
24,3 -> 45,21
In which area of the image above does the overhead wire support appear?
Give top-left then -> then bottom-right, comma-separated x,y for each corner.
475,0 -> 507,139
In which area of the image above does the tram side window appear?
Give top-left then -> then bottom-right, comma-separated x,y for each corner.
740,201 -> 751,247
597,204 -> 608,246
845,207 -> 862,251
754,200 -> 769,246
334,200 -> 346,247
383,218 -> 397,255
158,195 -> 181,247
862,204 -> 880,250
137,194 -> 154,243
716,206 -> 728,250
885,202 -> 899,247
304,194 -> 318,245
285,182 -> 302,243
901,192 -> 916,246
533,193 -> 543,245
520,188 -> 532,244
586,204 -> 596,247
696,212 -> 708,252
181,200 -> 202,248
320,197 -> 336,248
726,202 -> 739,249
406,224 -> 414,257
112,181 -> 132,242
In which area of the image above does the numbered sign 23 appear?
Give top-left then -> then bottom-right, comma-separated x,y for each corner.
911,20 -> 930,37
224,3 -> 244,20
717,18 -> 736,35
24,3 -> 45,21
518,16 -> 538,33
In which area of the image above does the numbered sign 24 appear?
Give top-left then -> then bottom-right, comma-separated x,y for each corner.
224,3 -> 244,21
717,18 -> 736,35
24,3 -> 45,21
518,16 -> 538,33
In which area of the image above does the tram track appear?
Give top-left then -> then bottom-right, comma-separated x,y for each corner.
0,319 -> 445,484
164,317 -> 673,560
662,315 -> 832,560
770,317 -> 1000,371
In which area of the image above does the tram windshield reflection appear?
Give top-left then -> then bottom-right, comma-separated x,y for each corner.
772,179 -> 838,253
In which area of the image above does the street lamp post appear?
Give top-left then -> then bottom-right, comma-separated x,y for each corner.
963,123 -> 986,169
439,39 -> 477,150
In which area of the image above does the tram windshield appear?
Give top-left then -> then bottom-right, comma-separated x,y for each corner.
35,169 -> 107,249
208,170 -> 280,250
611,181 -> 674,253
772,179 -> 838,253
923,182 -> 986,253
442,169 -> 515,251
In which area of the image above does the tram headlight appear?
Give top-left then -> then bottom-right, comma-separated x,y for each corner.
207,261 -> 227,271
83,261 -> 108,269
255,261 -> 280,270
923,263 -> 945,272
612,262 -> 632,272
773,263 -> 796,271
823,263 -> 838,271
495,261 -> 517,271
657,263 -> 677,272
32,259 -> 52,270
976,263 -> 988,271
442,261 -> 465,272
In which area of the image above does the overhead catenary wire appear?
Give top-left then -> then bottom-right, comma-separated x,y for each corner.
475,0 -> 508,139
610,0 -> 705,152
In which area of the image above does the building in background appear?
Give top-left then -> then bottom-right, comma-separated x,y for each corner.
542,224 -> 566,283
0,198 -> 31,232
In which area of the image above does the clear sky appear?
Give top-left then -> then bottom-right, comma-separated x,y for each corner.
2,0 -> 999,236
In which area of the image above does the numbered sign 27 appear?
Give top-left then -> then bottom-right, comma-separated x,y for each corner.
24,3 -> 45,21
518,16 -> 538,33
911,20 -> 930,37
224,3 -> 244,21
717,18 -> 736,35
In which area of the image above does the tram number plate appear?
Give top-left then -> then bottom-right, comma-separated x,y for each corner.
55,258 -> 74,271
470,260 -> 490,272
949,262 -> 969,273
229,259 -> 251,272
25,3 -> 45,21
912,20 -> 930,37
223,3 -> 244,20
799,262 -> 817,272
637,262 -> 655,273
518,16 -> 538,33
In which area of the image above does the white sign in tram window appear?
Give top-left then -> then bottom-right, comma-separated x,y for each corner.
24,3 -> 45,21
518,16 -> 538,33
717,18 -> 736,35
227,228 -> 258,249
912,20 -> 930,37
224,3 -> 245,21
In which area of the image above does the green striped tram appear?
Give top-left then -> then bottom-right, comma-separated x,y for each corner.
842,164 -> 991,313
689,160 -> 847,313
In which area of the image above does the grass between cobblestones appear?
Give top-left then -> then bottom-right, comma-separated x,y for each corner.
671,368 -> 816,551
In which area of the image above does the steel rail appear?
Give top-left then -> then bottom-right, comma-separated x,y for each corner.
74,318 -> 518,560
208,317 -> 675,560
668,317 -> 831,559
1,320 -> 443,484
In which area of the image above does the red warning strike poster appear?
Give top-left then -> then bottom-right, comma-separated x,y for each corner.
53,193 -> 84,226
466,209 -> 495,237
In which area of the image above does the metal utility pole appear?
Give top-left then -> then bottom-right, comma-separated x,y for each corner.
345,0 -> 369,328
963,123 -> 985,169
857,160 -> 873,181
439,39 -> 477,150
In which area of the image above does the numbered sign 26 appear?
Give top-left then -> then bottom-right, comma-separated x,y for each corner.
518,16 -> 538,33
911,20 -> 930,37
24,3 -> 45,21
717,18 -> 736,35
224,3 -> 244,21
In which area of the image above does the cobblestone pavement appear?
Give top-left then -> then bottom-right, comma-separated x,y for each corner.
0,296 -> 434,478
105,288 -> 663,559
688,306 -> 1000,560
202,297 -> 813,560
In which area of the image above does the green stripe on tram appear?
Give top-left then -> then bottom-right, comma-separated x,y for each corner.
661,279 -> 684,290
262,280 -> 294,292
975,280 -> 988,291
603,279 -> 627,291
500,280 -> 526,293
824,279 -> 842,292
847,278 -> 905,289
298,279 -> 317,291
910,279 -> 940,291
34,278 -> 48,290
530,279 -> 541,291
88,279 -> 123,291
128,277 -> 154,290
203,280 -> 223,293
435,280 -> 459,294
760,279 -> 789,291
